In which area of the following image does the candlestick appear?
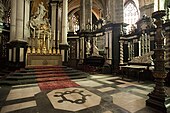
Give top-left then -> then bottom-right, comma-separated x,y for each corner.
43,33 -> 46,43
158,0 -> 160,11
57,30 -> 60,54
34,28 -> 35,38
48,34 -> 49,51
50,30 -> 51,40
38,30 -> 40,39
58,30 -> 59,41
54,30 -> 55,40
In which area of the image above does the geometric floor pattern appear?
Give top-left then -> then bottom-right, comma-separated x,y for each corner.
0,73 -> 170,113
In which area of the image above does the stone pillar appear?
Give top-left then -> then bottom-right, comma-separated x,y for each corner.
16,0 -> 24,41
51,2 -> 57,34
61,0 -> 68,45
59,0 -> 69,65
116,0 -> 123,23
112,23 -> 123,73
7,0 -> 28,69
10,0 -> 17,41
51,1 -> 58,53
110,0 -> 123,23
58,6 -> 62,41
85,0 -> 92,28
24,0 -> 30,40
80,0 -> 85,30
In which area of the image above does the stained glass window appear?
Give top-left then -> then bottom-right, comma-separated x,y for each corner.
124,2 -> 139,34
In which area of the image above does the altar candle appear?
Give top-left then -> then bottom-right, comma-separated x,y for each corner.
44,33 -> 45,41
38,30 -> 40,39
57,30 -> 59,41
48,34 -> 49,50
57,30 -> 60,48
50,30 -> 51,40
53,30 -> 55,40
158,0 -> 160,10
34,29 -> 35,38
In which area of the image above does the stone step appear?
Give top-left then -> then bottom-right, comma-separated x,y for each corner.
12,69 -> 80,76
6,71 -> 87,80
0,73 -> 88,85
25,65 -> 67,69
0,66 -> 89,85
20,67 -> 72,73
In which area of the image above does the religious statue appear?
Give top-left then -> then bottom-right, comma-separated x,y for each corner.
35,2 -> 48,19
28,2 -> 53,54
29,2 -> 50,32
86,40 -> 91,55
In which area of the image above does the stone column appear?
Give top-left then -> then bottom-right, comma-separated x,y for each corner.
85,0 -> 92,28
7,0 -> 27,69
51,2 -> 58,53
117,0 -> 123,23
24,0 -> 30,40
16,0 -> 24,41
51,2 -> 57,34
59,0 -> 69,65
80,0 -> 85,30
10,0 -> 17,41
61,0 -> 68,45
58,7 -> 62,41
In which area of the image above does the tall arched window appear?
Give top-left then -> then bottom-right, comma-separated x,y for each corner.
68,14 -> 79,34
124,1 -> 139,34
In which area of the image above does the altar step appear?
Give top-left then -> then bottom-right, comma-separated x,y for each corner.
0,66 -> 89,85
0,69 -> 12,80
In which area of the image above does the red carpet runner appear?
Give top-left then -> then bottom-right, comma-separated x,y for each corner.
38,80 -> 79,91
33,66 -> 80,91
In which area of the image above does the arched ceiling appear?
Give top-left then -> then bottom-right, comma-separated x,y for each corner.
1,0 -> 155,16
68,0 -> 106,19
1,0 -> 10,11
138,0 -> 154,8
2,0 -> 155,22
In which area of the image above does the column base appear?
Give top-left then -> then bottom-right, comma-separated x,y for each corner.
7,40 -> 28,70
146,93 -> 170,113
59,43 -> 70,65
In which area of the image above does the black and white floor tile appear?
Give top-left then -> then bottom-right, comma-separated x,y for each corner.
0,74 -> 169,113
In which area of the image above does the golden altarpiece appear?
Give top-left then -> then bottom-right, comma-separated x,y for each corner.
27,2 -> 62,66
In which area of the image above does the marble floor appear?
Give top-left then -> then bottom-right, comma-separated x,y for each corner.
0,73 -> 170,113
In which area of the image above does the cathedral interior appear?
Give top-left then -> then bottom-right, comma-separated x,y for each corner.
0,0 -> 170,113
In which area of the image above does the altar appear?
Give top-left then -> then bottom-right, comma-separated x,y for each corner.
26,2 -> 62,66
27,54 -> 62,66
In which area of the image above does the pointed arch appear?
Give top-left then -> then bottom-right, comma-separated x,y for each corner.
124,0 -> 139,33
